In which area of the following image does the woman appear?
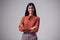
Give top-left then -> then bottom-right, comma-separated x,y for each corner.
18,3 -> 40,40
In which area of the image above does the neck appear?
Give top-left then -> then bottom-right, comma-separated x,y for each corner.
29,13 -> 33,16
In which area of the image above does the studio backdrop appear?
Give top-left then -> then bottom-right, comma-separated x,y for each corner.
0,0 -> 60,40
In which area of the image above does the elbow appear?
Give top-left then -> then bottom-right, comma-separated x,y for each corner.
18,25 -> 24,31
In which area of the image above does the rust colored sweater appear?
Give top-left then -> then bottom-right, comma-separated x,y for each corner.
18,15 -> 40,33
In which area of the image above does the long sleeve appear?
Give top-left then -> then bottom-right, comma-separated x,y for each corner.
18,16 -> 24,31
29,17 -> 40,33
18,16 -> 30,32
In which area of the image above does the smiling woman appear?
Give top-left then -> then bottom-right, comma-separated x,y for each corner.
18,2 -> 40,40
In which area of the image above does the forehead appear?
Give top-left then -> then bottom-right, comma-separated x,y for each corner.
28,5 -> 33,8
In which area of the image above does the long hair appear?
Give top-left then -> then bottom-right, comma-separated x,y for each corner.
25,3 -> 37,16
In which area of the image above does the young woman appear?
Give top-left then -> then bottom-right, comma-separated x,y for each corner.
18,3 -> 40,40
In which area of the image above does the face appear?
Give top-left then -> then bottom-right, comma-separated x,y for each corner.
28,5 -> 34,14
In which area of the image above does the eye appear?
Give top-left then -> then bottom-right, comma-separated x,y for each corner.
28,6 -> 34,9
28,7 -> 30,9
31,7 -> 34,9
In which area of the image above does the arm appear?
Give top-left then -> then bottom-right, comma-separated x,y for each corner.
18,16 -> 24,31
29,17 -> 40,33
18,16 -> 30,32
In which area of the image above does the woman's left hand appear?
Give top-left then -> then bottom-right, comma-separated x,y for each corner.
29,28 -> 34,29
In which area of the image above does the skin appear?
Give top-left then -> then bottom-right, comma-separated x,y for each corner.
28,5 -> 34,16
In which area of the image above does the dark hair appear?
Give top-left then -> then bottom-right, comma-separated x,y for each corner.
25,3 -> 37,16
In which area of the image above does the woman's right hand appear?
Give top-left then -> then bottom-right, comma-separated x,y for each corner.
19,24 -> 24,31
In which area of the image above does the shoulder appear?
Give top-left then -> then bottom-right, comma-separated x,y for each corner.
34,16 -> 40,20
21,16 -> 25,19
22,16 -> 28,19
37,16 -> 40,19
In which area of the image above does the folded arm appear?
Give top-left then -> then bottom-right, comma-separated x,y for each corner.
18,16 -> 30,32
18,16 -> 40,33
29,17 -> 40,33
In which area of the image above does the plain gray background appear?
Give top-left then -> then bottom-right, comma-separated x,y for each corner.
0,0 -> 60,40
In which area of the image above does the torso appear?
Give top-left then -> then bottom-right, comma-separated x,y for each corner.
23,16 -> 39,28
